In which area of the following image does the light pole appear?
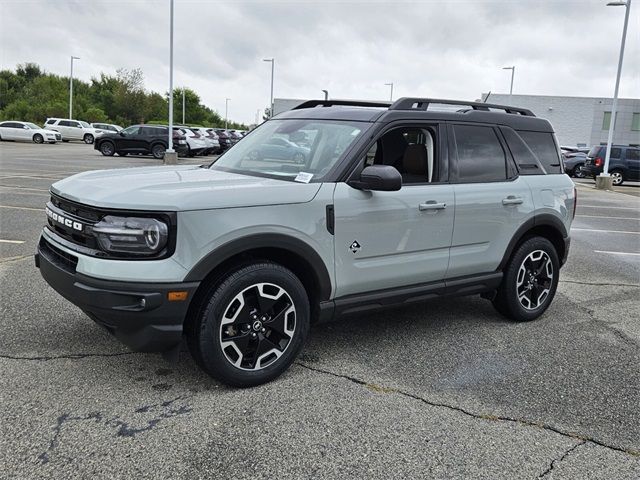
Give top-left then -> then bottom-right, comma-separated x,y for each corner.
182,87 -> 185,125
384,82 -> 394,101
225,98 -> 230,130
263,58 -> 274,116
69,56 -> 80,119
502,66 -> 515,97
321,89 -> 329,101
165,0 -> 176,163
598,0 -> 632,189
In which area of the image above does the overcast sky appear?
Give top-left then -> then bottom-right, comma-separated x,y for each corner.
1,0 -> 638,124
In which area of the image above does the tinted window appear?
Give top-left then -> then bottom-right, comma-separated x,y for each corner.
46,119 -> 56,124
501,127 -> 542,175
3,122 -> 22,128
59,120 -> 71,127
453,125 -> 506,182
518,131 -> 562,174
121,126 -> 140,136
626,149 -> 640,161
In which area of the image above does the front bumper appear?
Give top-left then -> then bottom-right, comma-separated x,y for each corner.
35,236 -> 199,352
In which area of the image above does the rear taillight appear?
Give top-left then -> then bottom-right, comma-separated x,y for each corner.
594,157 -> 603,167
572,187 -> 577,220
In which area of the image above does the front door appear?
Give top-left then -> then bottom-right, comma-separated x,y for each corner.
333,123 -> 454,297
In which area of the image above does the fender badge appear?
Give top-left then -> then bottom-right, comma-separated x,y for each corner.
349,241 -> 361,254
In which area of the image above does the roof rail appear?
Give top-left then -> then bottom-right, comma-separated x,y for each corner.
389,97 -> 535,116
292,99 -> 392,110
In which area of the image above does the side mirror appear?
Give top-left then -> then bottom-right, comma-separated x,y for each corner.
348,165 -> 402,191
119,131 -> 125,136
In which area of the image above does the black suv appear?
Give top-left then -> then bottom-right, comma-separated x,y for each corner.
582,145 -> 640,185
95,125 -> 188,159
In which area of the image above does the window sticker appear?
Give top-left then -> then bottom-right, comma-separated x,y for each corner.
294,172 -> 314,183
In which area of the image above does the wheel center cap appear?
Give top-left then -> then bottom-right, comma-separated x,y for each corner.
252,320 -> 263,331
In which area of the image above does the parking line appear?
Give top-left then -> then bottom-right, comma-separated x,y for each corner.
0,239 -> 25,244
578,205 -> 640,210
572,228 -> 640,235
0,185 -> 49,192
576,214 -> 639,221
0,205 -> 43,212
594,250 -> 640,257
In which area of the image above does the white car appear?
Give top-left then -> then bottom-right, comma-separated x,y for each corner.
175,127 -> 207,156
44,118 -> 100,144
190,127 -> 220,154
0,121 -> 61,144
91,123 -> 123,136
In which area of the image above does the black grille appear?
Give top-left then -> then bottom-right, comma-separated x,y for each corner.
40,237 -> 78,274
48,194 -> 102,249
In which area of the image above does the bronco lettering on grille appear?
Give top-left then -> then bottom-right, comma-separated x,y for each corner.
45,206 -> 83,232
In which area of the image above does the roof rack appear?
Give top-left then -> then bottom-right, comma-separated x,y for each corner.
389,97 -> 535,116
292,99 -> 392,110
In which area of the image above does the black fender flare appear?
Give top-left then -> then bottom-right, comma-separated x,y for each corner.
183,233 -> 332,300
498,214 -> 568,271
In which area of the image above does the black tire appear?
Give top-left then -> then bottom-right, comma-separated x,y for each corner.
572,164 -> 585,178
187,145 -> 195,158
151,144 -> 165,159
62,139 -> 70,143
117,151 -> 128,157
83,134 -> 94,144
187,262 -> 310,387
33,134 -> 44,144
610,169 -> 624,186
99,141 -> 115,156
492,236 -> 559,322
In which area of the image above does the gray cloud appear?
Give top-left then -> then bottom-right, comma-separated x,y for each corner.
1,0 -> 638,124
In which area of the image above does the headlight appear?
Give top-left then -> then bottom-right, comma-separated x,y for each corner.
92,216 -> 168,256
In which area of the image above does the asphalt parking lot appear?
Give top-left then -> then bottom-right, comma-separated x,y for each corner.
1,141 -> 639,479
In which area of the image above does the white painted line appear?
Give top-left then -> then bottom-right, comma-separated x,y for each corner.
0,185 -> 49,192
0,239 -> 25,244
578,205 -> 640,210
0,205 -> 43,212
572,228 -> 640,235
594,250 -> 640,257
576,214 -> 639,221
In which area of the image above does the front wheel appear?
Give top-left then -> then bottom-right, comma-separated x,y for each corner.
83,134 -> 94,144
187,262 -> 310,387
99,141 -> 115,156
492,237 -> 559,322
33,134 -> 44,144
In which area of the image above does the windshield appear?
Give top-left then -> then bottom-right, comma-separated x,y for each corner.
25,122 -> 40,129
210,119 -> 367,182
79,121 -> 91,128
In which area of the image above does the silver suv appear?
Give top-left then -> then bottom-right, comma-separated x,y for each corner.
36,98 -> 576,387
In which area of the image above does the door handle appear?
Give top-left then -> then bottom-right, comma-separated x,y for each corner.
419,201 -> 447,211
502,196 -> 524,206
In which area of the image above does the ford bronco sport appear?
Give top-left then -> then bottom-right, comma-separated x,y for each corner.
36,98 -> 575,387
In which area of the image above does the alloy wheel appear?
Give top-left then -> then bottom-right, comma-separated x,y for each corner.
516,250 -> 553,310
219,282 -> 296,371
611,171 -> 623,186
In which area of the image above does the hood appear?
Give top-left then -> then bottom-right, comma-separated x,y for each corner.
50,166 -> 322,211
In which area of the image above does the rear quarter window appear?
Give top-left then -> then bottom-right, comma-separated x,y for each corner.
517,131 -> 563,174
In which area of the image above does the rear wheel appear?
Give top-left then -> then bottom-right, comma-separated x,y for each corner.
610,169 -> 624,186
187,262 -> 310,387
151,144 -> 165,159
33,134 -> 44,144
83,134 -> 94,144
492,236 -> 559,322
572,164 -> 585,178
99,141 -> 115,156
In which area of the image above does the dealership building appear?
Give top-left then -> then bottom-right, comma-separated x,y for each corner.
272,94 -> 640,148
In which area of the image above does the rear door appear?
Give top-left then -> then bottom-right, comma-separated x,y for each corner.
624,148 -> 640,180
447,123 -> 534,278
118,126 -> 142,152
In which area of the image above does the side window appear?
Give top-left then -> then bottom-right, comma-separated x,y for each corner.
363,126 -> 438,184
610,148 -> 622,158
69,121 -> 80,128
46,119 -> 56,125
59,120 -> 71,127
500,127 -> 544,175
625,149 -> 640,161
517,131 -> 562,174
121,126 -> 140,136
453,125 -> 507,183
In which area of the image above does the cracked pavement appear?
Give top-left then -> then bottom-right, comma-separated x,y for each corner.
1,143 -> 639,479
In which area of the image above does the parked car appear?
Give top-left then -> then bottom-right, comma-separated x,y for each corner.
94,124 -> 188,159
245,136 -> 310,163
205,128 -> 223,153
190,127 -> 220,155
44,118 -> 99,144
37,97 -> 575,387
91,123 -> 123,136
582,145 -> 640,185
0,121 -> 61,144
176,127 -> 207,156
561,147 -> 590,178
214,129 -> 233,151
